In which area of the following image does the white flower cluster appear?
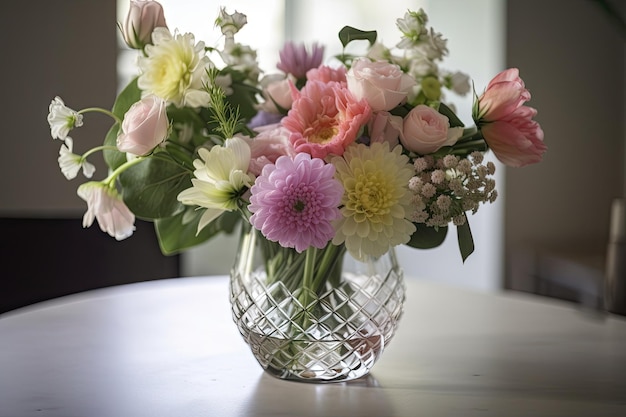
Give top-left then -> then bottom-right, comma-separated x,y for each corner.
408,152 -> 497,228
215,7 -> 261,84
366,9 -> 470,101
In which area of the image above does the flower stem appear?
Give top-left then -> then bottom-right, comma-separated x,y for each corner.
78,107 -> 123,125
81,145 -> 118,161
310,244 -> 345,291
103,156 -> 145,187
300,247 -> 317,308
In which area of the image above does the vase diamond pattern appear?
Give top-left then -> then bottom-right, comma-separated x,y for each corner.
229,226 -> 406,382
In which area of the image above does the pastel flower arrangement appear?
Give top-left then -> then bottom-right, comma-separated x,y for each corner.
46,1 -> 546,267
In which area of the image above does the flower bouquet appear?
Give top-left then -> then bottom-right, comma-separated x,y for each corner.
47,1 -> 546,382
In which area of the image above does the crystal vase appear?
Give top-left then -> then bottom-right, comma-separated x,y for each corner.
229,224 -> 406,382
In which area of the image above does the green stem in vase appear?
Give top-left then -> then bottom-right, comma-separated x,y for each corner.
310,243 -> 346,291
299,247 -> 317,311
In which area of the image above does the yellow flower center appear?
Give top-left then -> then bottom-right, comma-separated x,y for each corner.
306,116 -> 338,144
152,54 -> 189,99
310,126 -> 337,144
347,171 -> 393,222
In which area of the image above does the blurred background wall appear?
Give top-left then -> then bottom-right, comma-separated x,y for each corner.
0,0 -> 623,312
0,1 -> 180,313
505,0 -> 624,307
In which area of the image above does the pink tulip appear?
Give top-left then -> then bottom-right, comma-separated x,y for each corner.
480,107 -> 546,167
475,68 -> 546,167
121,0 -> 168,50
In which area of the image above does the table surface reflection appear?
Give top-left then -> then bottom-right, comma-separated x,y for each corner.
1,275 -> 626,417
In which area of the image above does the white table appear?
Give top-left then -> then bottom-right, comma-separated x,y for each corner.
1,276 -> 625,417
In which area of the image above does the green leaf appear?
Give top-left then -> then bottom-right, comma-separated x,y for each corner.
112,77 -> 141,119
338,26 -> 377,48
457,216 -> 475,262
407,223 -> 448,249
226,81 -> 260,123
103,124 -> 127,171
389,103 -> 413,118
119,155 -> 191,219
166,106 -> 216,150
438,102 -> 465,128
155,209 -> 241,255
102,77 -> 142,171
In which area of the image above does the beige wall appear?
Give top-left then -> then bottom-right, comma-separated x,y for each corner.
505,0 -> 625,287
0,0 -> 117,217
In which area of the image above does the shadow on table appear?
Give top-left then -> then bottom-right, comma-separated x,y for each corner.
242,372 -> 394,416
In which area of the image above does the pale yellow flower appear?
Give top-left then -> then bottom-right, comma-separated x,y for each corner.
331,142 -> 416,260
177,136 -> 254,233
138,27 -> 212,108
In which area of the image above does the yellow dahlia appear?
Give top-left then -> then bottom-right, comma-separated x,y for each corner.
330,142 -> 416,260
138,27 -> 211,108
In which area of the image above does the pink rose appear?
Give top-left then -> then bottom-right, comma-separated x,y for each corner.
121,0 -> 168,50
247,124 -> 297,176
117,95 -> 169,156
368,111 -> 402,147
258,75 -> 293,114
400,105 -> 462,154
346,58 -> 416,112
475,68 -> 546,167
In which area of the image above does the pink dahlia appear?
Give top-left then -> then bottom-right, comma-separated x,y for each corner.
282,80 -> 372,159
248,153 -> 343,252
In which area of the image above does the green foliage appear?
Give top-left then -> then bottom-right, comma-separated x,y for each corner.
118,154 -> 191,219
222,68 -> 262,123
112,77 -> 141,119
456,216 -> 475,263
103,124 -> 126,171
406,223 -> 448,249
166,105 -> 216,152
338,26 -> 377,48
438,102 -> 465,128
104,77 -> 142,171
389,103 -> 412,118
406,220 -> 476,262
155,209 -> 241,255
